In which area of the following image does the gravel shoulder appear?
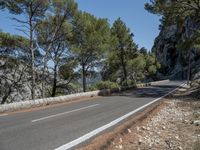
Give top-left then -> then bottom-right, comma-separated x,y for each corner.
108,99 -> 200,150
78,83 -> 200,150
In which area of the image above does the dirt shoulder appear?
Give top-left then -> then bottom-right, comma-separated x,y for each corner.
78,84 -> 200,150
107,99 -> 200,150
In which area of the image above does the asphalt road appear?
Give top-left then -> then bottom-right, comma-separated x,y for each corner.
0,81 -> 183,150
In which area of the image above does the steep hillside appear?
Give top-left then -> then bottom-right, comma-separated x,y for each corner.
152,18 -> 200,80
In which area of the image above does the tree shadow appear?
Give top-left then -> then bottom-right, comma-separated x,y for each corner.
114,84 -> 181,99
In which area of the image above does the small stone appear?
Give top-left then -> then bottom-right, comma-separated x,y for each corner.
146,127 -> 150,131
150,143 -> 153,147
119,138 -> 123,143
178,146 -> 183,150
127,128 -> 132,133
118,145 -> 123,149
175,136 -> 179,140
157,132 -> 161,135
136,126 -> 140,131
194,111 -> 200,116
184,85 -> 190,89
178,88 -> 187,92
142,126 -> 146,130
162,126 -> 166,130
138,139 -> 142,145
193,120 -> 200,126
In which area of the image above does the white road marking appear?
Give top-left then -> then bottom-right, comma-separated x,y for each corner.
0,114 -> 8,117
55,82 -> 186,150
31,104 -> 99,123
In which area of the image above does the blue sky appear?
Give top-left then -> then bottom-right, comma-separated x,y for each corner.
0,0 -> 160,50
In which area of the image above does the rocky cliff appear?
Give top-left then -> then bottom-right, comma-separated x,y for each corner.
152,17 -> 200,80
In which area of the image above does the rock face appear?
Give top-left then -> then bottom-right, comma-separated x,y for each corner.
0,57 -> 43,103
152,17 -> 200,80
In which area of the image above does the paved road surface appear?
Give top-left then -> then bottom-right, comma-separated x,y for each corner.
0,81 -> 183,150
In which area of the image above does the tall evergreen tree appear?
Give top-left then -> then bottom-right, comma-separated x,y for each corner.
36,0 -> 77,97
110,18 -> 137,85
72,11 -> 110,92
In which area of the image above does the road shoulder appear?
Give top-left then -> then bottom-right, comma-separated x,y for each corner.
77,84 -> 200,150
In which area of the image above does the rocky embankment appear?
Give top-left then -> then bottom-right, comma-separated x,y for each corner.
108,85 -> 200,150
109,100 -> 200,150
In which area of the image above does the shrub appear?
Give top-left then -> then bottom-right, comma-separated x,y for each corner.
127,80 -> 137,86
148,65 -> 157,75
95,81 -> 119,90
88,85 -> 98,91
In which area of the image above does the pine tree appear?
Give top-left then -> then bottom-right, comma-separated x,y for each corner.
72,11 -> 110,92
110,18 -> 137,85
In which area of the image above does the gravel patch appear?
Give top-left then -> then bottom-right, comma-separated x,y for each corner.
108,100 -> 200,150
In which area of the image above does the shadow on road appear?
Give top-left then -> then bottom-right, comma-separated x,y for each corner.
114,84 -> 181,99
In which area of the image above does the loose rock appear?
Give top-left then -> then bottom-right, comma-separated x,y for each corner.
127,129 -> 131,133
193,120 -> 200,126
118,145 -> 123,149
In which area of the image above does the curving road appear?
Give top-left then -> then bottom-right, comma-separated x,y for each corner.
0,81 -> 184,150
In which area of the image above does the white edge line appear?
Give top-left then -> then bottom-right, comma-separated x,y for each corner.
55,82 -> 186,150
31,104 -> 99,123
0,113 -> 8,117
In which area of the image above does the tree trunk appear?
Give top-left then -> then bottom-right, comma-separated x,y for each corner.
29,4 -> 35,100
31,46 -> 36,100
122,62 -> 128,85
51,64 -> 58,97
187,49 -> 192,85
41,43 -> 53,98
1,88 -> 12,104
42,58 -> 47,98
82,65 -> 86,92
1,95 -> 9,104
120,48 -> 128,86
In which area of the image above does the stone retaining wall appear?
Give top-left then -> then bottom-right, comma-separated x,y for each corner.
0,80 -> 170,113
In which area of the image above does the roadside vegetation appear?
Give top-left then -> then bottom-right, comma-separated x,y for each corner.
0,0 -> 160,104
0,0 -> 200,105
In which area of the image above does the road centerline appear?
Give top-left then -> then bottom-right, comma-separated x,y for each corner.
31,104 -> 99,123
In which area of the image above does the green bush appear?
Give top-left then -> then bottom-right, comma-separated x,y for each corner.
88,85 -> 98,91
95,81 -> 119,90
127,80 -> 137,86
121,80 -> 137,87
148,65 -> 157,75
